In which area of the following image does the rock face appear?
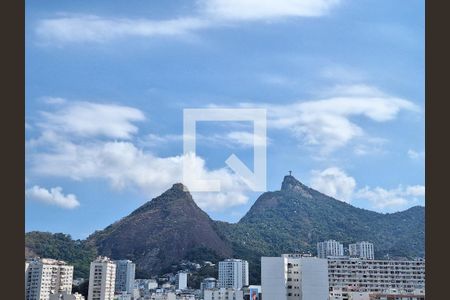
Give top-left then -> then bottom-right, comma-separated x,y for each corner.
280,175 -> 314,198
86,183 -> 232,276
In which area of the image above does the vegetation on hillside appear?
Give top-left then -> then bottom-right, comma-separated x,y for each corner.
25,231 -> 97,278
25,177 -> 425,285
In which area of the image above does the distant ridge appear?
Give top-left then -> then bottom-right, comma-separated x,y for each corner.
26,175 -> 425,282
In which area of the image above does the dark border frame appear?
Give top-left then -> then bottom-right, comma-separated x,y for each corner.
2,0 -> 25,298
425,0 -> 449,299
2,0 -> 447,299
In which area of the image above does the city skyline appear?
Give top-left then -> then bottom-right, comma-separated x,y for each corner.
25,0 -> 424,239
25,251 -> 425,300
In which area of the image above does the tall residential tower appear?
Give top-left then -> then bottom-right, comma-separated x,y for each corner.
317,240 -> 344,258
261,254 -> 329,300
349,241 -> 375,260
218,259 -> 249,290
25,258 -> 74,300
114,260 -> 135,294
88,257 -> 116,300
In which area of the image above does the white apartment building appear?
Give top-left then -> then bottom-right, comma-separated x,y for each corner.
242,285 -> 261,299
200,277 -> 217,291
25,258 -> 74,300
87,256 -> 116,300
329,287 -> 372,300
114,293 -> 131,300
176,293 -> 196,300
317,240 -> 344,258
218,259 -> 249,290
261,254 -> 329,300
200,277 -> 217,298
49,292 -> 85,300
327,257 -> 425,294
114,260 -> 135,294
370,289 -> 425,300
329,287 -> 425,300
149,292 -> 195,300
348,242 -> 375,260
149,292 -> 176,300
175,272 -> 188,290
135,279 -> 158,291
203,288 -> 244,300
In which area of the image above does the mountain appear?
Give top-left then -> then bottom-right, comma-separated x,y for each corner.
85,183 -> 232,277
230,175 -> 424,256
25,176 -> 424,283
216,175 -> 425,282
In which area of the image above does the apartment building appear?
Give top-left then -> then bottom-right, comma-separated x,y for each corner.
317,240 -> 344,258
25,258 -> 74,300
114,293 -> 132,300
349,242 -> 375,260
49,292 -> 85,300
200,277 -> 217,291
203,288 -> 244,300
114,260 -> 135,294
218,259 -> 249,290
369,290 -> 425,300
330,287 -> 425,300
149,292 -> 176,300
327,257 -> 425,294
87,256 -> 116,300
175,272 -> 188,290
261,254 -> 329,300
135,278 -> 158,291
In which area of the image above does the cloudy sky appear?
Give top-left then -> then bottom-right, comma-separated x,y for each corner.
26,0 -> 424,239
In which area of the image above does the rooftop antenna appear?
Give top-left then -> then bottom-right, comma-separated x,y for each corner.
289,170 -> 292,176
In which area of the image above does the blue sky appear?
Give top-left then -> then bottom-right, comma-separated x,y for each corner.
25,0 -> 425,239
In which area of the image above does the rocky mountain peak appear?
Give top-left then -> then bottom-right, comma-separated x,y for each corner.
151,182 -> 192,205
281,175 -> 310,193
171,182 -> 187,191
87,182 -> 232,276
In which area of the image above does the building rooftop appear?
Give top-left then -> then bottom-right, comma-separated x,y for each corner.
26,257 -> 69,265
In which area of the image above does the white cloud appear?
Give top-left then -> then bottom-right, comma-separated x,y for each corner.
353,137 -> 387,156
25,185 -> 80,209
354,185 -> 425,210
38,101 -> 145,139
211,85 -> 417,155
29,140 -> 249,211
407,149 -> 425,160
27,102 -> 251,211
310,167 -> 356,202
201,0 -> 341,21
320,65 -> 367,83
35,1 -> 342,44
308,167 -> 424,211
264,85 -> 419,154
138,131 -> 266,149
138,133 -> 184,148
225,131 -> 267,148
323,84 -> 386,98
27,98 -> 422,213
192,190 -> 249,211
36,15 -> 209,43
40,96 -> 67,105
405,185 -> 425,197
